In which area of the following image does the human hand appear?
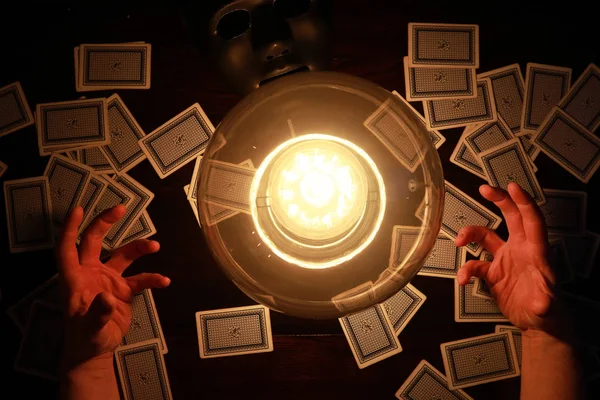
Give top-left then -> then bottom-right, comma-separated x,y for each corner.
455,182 -> 564,334
57,205 -> 170,369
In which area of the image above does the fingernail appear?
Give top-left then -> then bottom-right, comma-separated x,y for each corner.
164,277 -> 171,286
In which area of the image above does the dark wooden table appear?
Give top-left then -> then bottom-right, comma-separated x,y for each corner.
1,1 -> 599,398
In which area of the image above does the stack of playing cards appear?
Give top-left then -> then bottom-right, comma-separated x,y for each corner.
74,43 -> 152,92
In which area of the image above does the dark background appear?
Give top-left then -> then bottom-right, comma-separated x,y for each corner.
1,1 -> 599,398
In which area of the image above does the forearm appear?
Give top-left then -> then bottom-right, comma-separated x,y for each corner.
61,352 -> 119,400
521,328 -> 584,400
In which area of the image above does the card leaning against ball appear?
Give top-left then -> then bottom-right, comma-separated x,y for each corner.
195,304 -> 273,359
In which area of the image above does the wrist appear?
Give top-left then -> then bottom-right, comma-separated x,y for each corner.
62,350 -> 114,376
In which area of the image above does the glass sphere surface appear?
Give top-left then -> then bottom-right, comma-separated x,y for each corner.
198,71 -> 444,319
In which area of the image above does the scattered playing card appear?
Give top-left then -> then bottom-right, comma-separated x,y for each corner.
548,237 -> 574,284
0,81 -> 34,138
495,325 -> 522,366
78,175 -> 134,236
0,160 -> 7,178
472,250 -> 494,299
554,232 -> 600,278
195,304 -> 273,358
36,98 -> 110,155
463,116 -> 515,157
339,303 -> 402,369
479,64 -> 525,135
3,176 -> 55,253
395,359 -> 473,400
478,138 -> 545,205
100,94 -> 147,174
201,159 -> 256,214
115,339 -> 173,400
6,275 -> 60,333
110,174 -> 154,248
120,290 -> 167,354
14,301 -> 63,381
440,331 -> 520,389
389,225 -> 422,268
455,277 -> 507,322
408,23 -> 479,68
78,174 -> 107,224
532,107 -> 600,183
78,43 -> 152,91
419,234 -> 467,278
403,57 -> 477,101
391,90 -> 446,149
423,78 -> 497,130
120,211 -> 157,247
139,103 -> 214,179
417,181 -> 502,256
43,153 -> 94,226
539,189 -> 587,234
364,98 -> 424,172
80,147 -> 116,174
558,63 -> 600,131
449,129 -> 487,180
521,63 -> 572,134
382,283 -> 426,335
183,184 -> 201,227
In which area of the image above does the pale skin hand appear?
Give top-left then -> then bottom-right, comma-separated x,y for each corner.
455,182 -> 583,400
57,205 -> 170,400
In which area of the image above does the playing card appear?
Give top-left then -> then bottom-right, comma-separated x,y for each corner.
14,301 -> 63,381
441,331 -> 520,389
472,251 -> 494,299
419,234 -> 467,278
532,107 -> 600,183
403,57 -> 477,101
389,225 -> 422,268
417,181 -> 502,256
517,133 -> 540,161
0,81 -> 34,138
3,176 -> 55,253
115,339 -> 172,400
195,304 -> 273,358
140,103 -> 214,179
339,303 -> 402,369
408,23 -> 479,68
539,189 -> 587,234
0,160 -> 7,178
202,159 -> 256,214
479,64 -> 525,135
364,98 -> 424,172
424,78 -> 497,130
183,184 -> 201,227
521,63 -> 572,134
98,94 -> 147,174
120,290 -> 167,353
382,283 -> 426,335
495,325 -> 522,366
391,90 -> 446,149
111,174 -> 154,248
36,98 -> 110,155
455,277 -> 507,322
78,176 -> 134,236
80,147 -> 115,174
548,237 -> 574,284
79,174 -> 107,224
331,281 -> 375,312
558,63 -> 600,131
555,232 -> 600,278
395,360 -> 473,400
78,43 -> 151,91
7,275 -> 60,333
449,130 -> 487,180
43,153 -> 94,226
463,116 -> 515,156
120,211 -> 157,247
478,138 -> 545,205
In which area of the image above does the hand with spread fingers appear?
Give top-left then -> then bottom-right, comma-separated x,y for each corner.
57,205 -> 169,400
455,182 -> 583,400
